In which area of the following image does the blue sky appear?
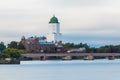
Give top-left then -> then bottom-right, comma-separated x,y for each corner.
0,0 -> 120,47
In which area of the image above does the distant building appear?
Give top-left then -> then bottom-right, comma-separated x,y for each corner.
67,48 -> 86,53
21,16 -> 63,53
21,36 -> 57,53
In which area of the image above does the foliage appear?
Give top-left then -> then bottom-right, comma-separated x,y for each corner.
8,41 -> 25,49
0,48 -> 26,58
8,41 -> 18,49
63,43 -> 74,48
0,41 -> 26,59
17,42 -> 25,49
0,42 -> 6,52
3,48 -> 20,58
63,43 -> 120,53
90,45 -> 120,53
42,36 -> 47,40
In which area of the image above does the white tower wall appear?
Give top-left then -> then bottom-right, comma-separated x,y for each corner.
49,23 -> 60,34
46,16 -> 62,42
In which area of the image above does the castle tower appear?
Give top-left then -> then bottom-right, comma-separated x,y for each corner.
46,15 -> 61,42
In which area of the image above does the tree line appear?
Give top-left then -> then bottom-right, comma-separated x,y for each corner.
63,43 -> 120,53
90,45 -> 120,53
0,41 -> 26,59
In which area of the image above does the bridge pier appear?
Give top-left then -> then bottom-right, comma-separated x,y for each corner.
39,56 -> 47,60
84,55 -> 94,60
108,56 -> 115,60
62,55 -> 72,60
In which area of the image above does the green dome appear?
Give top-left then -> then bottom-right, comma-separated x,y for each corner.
49,16 -> 59,23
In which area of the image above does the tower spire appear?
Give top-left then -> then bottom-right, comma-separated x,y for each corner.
47,15 -> 61,42
49,15 -> 59,23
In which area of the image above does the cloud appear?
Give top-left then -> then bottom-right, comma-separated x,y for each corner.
0,0 -> 120,46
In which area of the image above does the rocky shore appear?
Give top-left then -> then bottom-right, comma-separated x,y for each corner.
0,58 -> 20,64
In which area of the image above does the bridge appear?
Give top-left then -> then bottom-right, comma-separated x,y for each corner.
21,53 -> 120,57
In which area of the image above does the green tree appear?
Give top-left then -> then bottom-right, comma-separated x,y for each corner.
1,53 -> 10,58
42,36 -> 46,40
17,42 -> 25,49
8,41 -> 18,49
3,48 -> 21,58
8,41 -> 25,50
63,43 -> 74,48
0,42 -> 6,52
83,43 -> 90,52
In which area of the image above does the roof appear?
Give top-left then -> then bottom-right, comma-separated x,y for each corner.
25,36 -> 54,45
39,42 -> 54,45
49,16 -> 59,23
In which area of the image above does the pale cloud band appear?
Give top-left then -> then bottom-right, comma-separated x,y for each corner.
0,0 -> 120,47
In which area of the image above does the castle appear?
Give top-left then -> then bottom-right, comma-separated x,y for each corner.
21,16 -> 63,53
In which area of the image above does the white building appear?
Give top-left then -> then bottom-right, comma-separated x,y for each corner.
46,16 -> 62,42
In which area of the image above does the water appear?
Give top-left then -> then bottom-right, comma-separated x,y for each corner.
0,59 -> 120,80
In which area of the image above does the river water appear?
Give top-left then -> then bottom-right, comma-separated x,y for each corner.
0,59 -> 120,80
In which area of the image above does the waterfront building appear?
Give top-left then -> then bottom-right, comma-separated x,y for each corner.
21,16 -> 63,53
21,36 -> 56,53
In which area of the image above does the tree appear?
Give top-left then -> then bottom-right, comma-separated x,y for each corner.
0,42 -> 6,52
8,41 -> 25,50
42,36 -> 46,40
79,43 -> 84,47
3,48 -> 21,58
0,53 -> 10,58
17,42 -> 25,49
8,41 -> 18,49
83,43 -> 90,52
63,43 -> 74,48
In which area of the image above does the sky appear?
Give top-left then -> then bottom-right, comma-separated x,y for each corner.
0,0 -> 120,47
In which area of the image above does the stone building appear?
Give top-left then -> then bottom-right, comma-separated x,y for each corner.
21,36 -> 57,53
21,16 -> 63,53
